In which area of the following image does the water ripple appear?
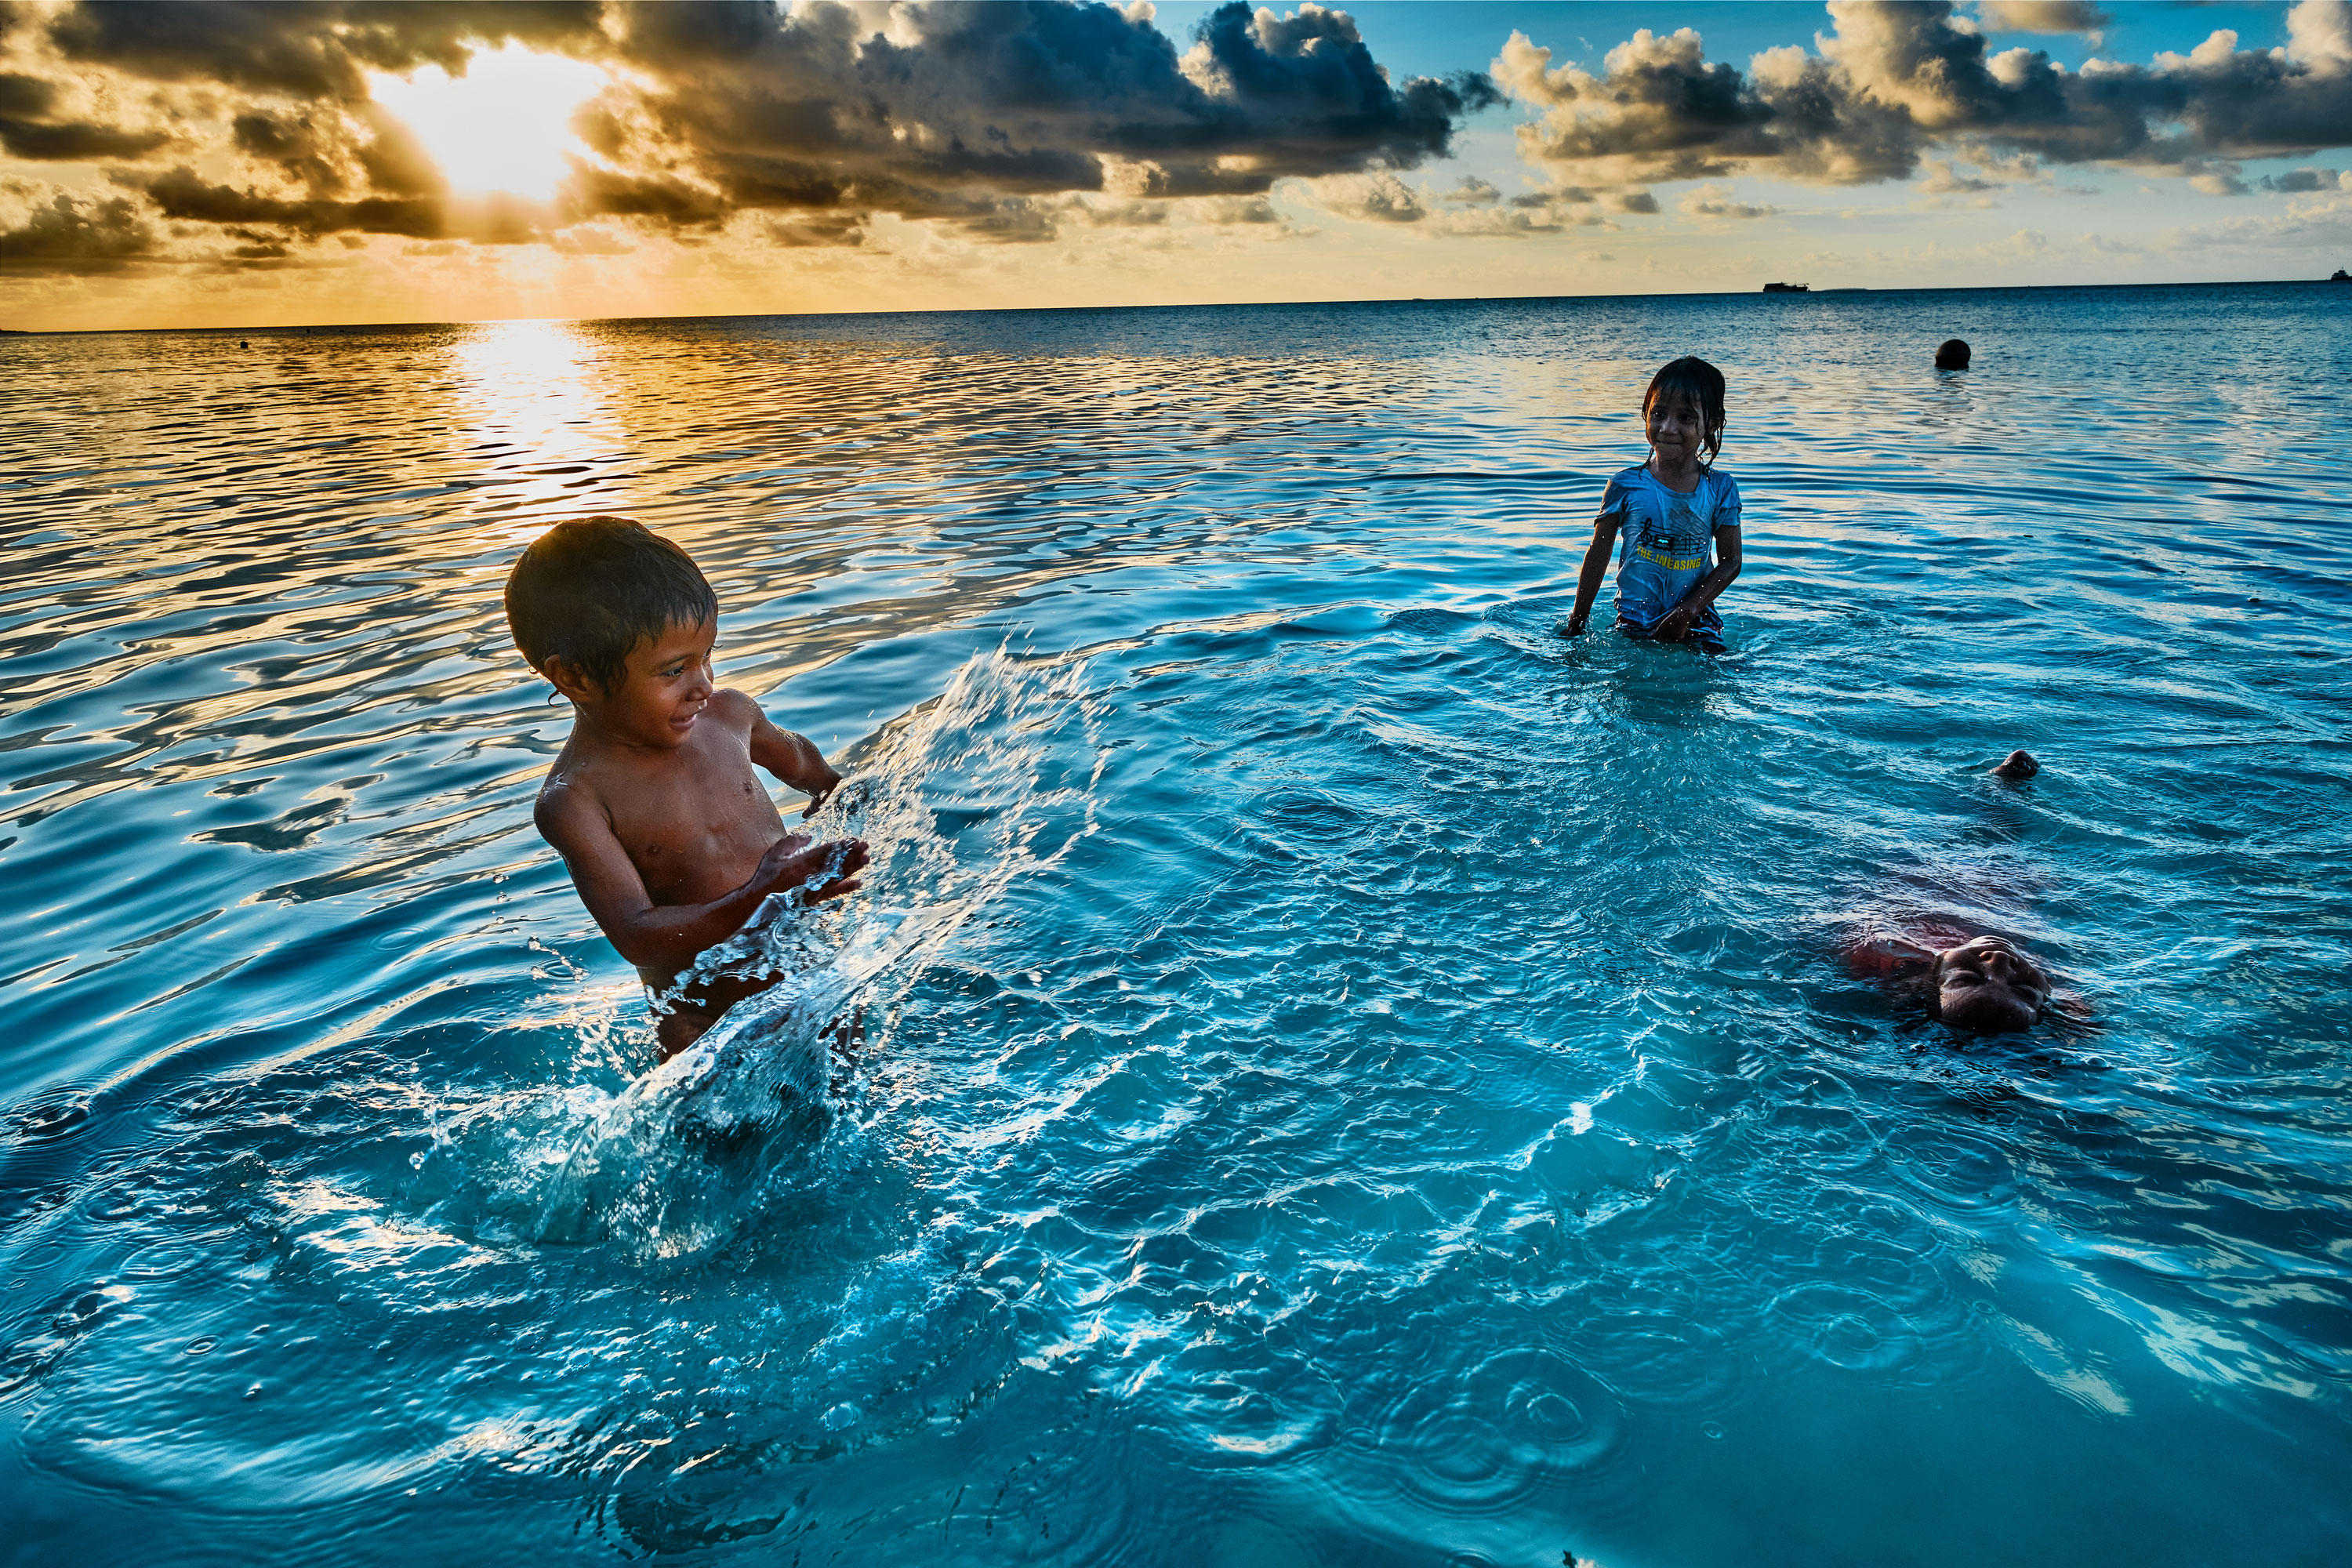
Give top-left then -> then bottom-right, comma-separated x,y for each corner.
2,288 -> 2350,1566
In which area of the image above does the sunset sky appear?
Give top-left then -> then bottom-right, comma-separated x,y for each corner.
3,0 -> 2349,331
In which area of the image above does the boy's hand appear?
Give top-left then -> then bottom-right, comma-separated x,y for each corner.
1562,610 -> 1590,636
1652,605 -> 1695,642
755,833 -> 870,904
802,762 -> 844,818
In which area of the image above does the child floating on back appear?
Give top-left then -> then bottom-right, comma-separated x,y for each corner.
505,517 -> 870,1062
1562,356 -> 1744,652
1844,926 -> 2056,1034
1842,750 -> 2075,1034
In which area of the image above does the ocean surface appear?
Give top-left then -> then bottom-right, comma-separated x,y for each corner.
2,284 -> 2348,1567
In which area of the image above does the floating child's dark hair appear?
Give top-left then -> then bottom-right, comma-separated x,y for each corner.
505,515 -> 717,695
1642,356 -> 1728,468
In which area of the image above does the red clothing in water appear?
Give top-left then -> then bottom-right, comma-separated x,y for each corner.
1841,922 -> 1976,982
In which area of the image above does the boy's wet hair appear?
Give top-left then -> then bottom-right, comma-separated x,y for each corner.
1642,356 -> 1727,468
505,515 -> 717,695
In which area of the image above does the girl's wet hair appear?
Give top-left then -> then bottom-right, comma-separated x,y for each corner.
505,514 -> 717,695
1642,356 -> 1727,468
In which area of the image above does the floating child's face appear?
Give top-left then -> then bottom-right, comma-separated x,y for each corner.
1930,935 -> 2051,1033
563,615 -> 717,749
1645,394 -> 1707,468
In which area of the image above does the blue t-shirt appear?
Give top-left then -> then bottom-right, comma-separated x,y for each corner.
1601,464 -> 1741,637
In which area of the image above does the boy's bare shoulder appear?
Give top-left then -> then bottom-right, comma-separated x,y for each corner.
706,686 -> 763,728
532,743 -> 612,846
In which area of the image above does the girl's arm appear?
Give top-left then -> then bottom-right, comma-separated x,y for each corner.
1563,511 -> 1621,634
1653,524 -> 1742,641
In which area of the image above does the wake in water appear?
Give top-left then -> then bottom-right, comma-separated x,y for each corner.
519,649 -> 1105,1256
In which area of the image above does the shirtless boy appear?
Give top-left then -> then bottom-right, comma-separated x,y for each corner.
505,516 -> 870,1062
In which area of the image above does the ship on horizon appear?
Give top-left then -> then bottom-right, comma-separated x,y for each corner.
1762,281 -> 1809,293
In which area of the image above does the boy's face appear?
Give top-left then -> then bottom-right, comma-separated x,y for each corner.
1931,935 -> 2051,1033
574,615 -> 717,750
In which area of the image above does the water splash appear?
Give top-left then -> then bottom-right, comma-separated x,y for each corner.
532,649 -> 1104,1256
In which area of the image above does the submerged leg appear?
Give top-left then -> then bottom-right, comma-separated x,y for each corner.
655,1006 -> 715,1063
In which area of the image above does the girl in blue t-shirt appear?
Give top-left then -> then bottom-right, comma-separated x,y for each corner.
1562,356 -> 1744,652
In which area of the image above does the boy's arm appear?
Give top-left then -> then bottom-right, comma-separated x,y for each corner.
1653,524 -> 1742,641
1563,510 -> 1621,634
737,693 -> 844,816
535,784 -> 866,975
1843,929 -> 1937,982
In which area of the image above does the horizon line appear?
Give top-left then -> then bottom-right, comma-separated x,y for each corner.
4,272 -> 2341,337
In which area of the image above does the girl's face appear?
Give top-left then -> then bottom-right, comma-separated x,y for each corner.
1646,393 -> 1708,469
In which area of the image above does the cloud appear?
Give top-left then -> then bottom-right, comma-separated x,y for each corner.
44,1 -> 605,101
1494,0 -> 2352,198
1197,192 -> 1282,224
1301,169 -> 1623,234
2259,165 -> 2352,191
575,0 -> 1500,228
1678,183 -> 1780,218
0,0 -> 1495,273
0,116 -> 172,162
2143,186 -> 2352,252
550,223 -> 634,256
1068,196 -> 1171,227
1312,169 -> 1427,223
0,67 -> 173,162
0,191 -> 157,272
134,164 -> 446,238
2290,0 -> 2352,75
1918,158 -> 1996,193
1975,2 -> 2109,38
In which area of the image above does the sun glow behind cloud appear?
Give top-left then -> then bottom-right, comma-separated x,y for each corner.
368,44 -> 608,201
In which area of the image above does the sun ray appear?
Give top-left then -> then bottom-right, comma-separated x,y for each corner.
367,44 -> 608,203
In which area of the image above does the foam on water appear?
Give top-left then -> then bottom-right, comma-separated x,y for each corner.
1,287 -> 2348,1566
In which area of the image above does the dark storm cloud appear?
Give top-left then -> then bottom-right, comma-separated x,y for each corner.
2260,165 -> 2350,191
0,64 -> 173,162
1497,0 -> 2352,191
230,111 -> 347,194
0,116 -> 172,161
0,190 -> 156,272
136,164 -> 443,238
576,0 -> 1499,226
44,1 -> 604,100
0,0 -> 1498,270
0,72 -> 59,118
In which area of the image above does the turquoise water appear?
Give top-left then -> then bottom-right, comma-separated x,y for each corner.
3,285 -> 2348,1566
